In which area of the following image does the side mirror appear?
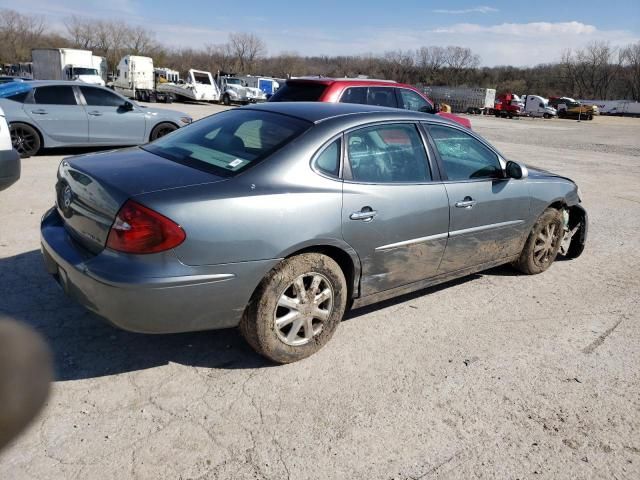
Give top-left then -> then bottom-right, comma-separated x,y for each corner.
122,101 -> 134,111
506,160 -> 528,180
433,102 -> 441,113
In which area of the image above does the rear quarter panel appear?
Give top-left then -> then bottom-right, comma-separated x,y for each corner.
135,126 -> 349,267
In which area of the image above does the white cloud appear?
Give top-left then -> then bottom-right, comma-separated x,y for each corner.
433,21 -> 597,36
433,6 -> 498,15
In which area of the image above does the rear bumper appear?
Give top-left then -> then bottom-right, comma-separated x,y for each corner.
40,207 -> 279,334
0,149 -> 20,192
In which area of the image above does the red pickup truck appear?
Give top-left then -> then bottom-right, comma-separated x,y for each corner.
269,77 -> 472,129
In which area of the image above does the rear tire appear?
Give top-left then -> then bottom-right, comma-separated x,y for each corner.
10,123 -> 41,158
149,122 -> 177,141
240,253 -> 348,364
513,208 -> 564,275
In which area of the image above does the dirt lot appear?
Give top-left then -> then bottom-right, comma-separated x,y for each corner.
1,105 -> 639,479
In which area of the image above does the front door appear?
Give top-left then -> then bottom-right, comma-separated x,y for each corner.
24,85 -> 88,144
78,86 -> 146,145
341,122 -> 450,296
426,123 -> 530,273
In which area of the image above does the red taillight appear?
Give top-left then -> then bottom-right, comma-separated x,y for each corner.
106,200 -> 185,254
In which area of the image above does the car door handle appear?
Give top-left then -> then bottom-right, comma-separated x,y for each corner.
350,207 -> 377,222
31,109 -> 48,115
455,197 -> 477,208
87,111 -> 103,116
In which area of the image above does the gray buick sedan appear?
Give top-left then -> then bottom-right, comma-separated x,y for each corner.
41,103 -> 587,363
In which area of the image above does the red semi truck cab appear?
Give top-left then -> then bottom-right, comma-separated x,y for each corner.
493,93 -> 524,118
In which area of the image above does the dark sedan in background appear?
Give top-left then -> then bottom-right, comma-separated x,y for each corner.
0,81 -> 192,158
41,103 -> 587,363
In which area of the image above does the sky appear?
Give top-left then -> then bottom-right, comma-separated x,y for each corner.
2,0 -> 639,66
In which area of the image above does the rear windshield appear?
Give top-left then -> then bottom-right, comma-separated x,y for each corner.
143,109 -> 310,176
269,82 -> 327,102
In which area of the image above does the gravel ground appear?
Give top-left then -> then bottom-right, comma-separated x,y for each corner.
0,105 -> 639,479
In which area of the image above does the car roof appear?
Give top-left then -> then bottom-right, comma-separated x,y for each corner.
25,80 -> 104,87
242,101 -> 446,125
286,77 -> 417,88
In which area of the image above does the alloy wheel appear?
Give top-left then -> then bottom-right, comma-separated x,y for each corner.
533,222 -> 561,266
273,272 -> 334,347
10,125 -> 38,156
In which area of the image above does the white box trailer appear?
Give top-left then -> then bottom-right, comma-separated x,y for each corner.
92,56 -> 107,82
580,99 -> 640,117
32,48 -> 105,85
422,86 -> 496,113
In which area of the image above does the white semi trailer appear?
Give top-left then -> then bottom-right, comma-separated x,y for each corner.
112,55 -> 172,102
32,48 -> 105,86
422,86 -> 496,114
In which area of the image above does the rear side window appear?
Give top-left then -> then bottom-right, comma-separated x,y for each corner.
313,138 -> 341,177
80,87 -> 125,107
339,87 -> 367,105
269,82 -> 327,102
346,124 -> 430,183
34,86 -> 77,105
143,109 -> 310,176
6,91 -> 29,103
367,87 -> 398,108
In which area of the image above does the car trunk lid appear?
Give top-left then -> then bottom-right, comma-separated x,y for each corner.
56,147 -> 226,254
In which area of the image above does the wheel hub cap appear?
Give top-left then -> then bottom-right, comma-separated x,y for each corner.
273,272 -> 334,347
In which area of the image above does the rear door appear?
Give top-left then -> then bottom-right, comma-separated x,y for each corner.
78,86 -> 146,145
24,85 -> 88,144
341,122 -> 450,296
425,123 -> 530,272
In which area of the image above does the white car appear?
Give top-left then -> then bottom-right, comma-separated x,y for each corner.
0,105 -> 20,191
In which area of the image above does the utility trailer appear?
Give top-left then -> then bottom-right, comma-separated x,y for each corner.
422,86 -> 496,114
236,76 -> 280,98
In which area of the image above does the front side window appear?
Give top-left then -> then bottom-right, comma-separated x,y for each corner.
367,87 -> 398,108
339,87 -> 367,105
429,125 -> 502,181
80,87 -> 124,107
313,138 -> 341,177
346,124 -> 430,183
143,109 -> 310,176
398,89 -> 432,113
33,86 -> 77,105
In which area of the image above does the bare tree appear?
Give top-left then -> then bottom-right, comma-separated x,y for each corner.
621,42 -> 640,101
442,46 -> 480,85
228,32 -> 266,73
0,9 -> 45,62
415,46 -> 447,84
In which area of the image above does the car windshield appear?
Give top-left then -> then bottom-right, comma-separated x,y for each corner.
142,109 -> 310,176
73,68 -> 99,76
269,82 -> 327,102
226,78 -> 241,85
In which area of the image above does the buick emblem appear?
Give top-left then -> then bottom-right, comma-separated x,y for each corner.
62,185 -> 73,209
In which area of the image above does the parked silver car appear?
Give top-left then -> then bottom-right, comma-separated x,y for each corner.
0,81 -> 192,158
40,103 -> 587,363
